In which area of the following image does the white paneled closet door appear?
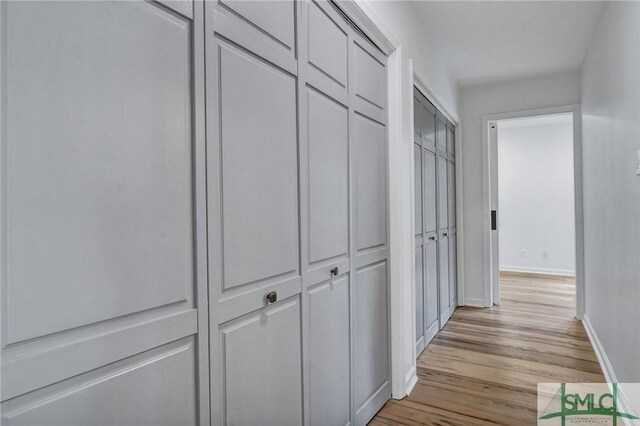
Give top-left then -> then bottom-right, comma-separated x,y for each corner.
414,88 -> 440,356
1,1 -> 207,424
351,34 -> 390,426
298,2 -> 350,426
205,1 -> 303,425
422,108 -> 440,344
436,112 -> 452,326
447,123 -> 458,312
414,88 -> 458,355
413,89 -> 425,355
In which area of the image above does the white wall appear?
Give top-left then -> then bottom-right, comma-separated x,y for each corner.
366,1 -> 458,116
581,1 -> 640,382
459,71 -> 581,305
498,116 -> 575,275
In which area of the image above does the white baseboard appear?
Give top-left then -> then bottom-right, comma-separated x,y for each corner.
464,297 -> 488,307
500,265 -> 576,277
582,315 -> 617,383
404,366 -> 418,397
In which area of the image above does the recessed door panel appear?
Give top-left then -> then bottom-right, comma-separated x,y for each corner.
354,43 -> 386,112
355,114 -> 387,252
4,0 -> 194,345
415,246 -> 424,345
437,156 -> 449,230
307,276 -> 350,426
219,0 -> 295,52
414,144 -> 423,237
2,0 -> 205,419
354,261 -> 389,425
424,238 -> 439,332
439,234 -> 450,324
447,124 -> 455,157
424,151 -> 437,233
221,297 -> 303,425
413,91 -> 422,143
218,41 -> 299,290
308,1 -> 348,90
307,89 -> 349,264
422,102 -> 436,151
2,339 -> 196,426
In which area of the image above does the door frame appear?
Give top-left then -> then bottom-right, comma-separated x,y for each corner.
481,104 -> 584,319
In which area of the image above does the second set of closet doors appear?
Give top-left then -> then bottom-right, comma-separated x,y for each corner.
414,87 -> 458,355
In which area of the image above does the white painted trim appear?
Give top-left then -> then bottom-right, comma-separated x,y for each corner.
481,105 -> 585,319
582,316 -> 617,383
404,366 -> 418,395
499,266 -> 576,277
335,0 -> 399,54
464,297 -> 486,308
481,119 -> 492,306
413,70 -> 459,125
387,46 -> 414,400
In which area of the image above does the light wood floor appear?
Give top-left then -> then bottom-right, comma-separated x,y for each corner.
371,271 -> 604,425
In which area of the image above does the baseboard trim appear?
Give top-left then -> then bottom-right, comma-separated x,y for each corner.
404,367 -> 418,397
464,297 -> 488,307
500,266 -> 576,277
582,315 -> 617,383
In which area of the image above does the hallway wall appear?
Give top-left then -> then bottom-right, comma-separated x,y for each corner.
581,0 -> 640,382
459,71 -> 581,305
498,117 -> 576,276
366,1 -> 458,116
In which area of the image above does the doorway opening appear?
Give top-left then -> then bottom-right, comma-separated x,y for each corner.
484,107 -> 583,318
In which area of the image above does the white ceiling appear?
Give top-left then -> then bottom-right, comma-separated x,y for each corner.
411,1 -> 604,88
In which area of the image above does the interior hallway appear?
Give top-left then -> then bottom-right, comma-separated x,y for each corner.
371,272 -> 605,425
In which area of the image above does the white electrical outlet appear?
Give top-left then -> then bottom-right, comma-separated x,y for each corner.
521,249 -> 527,258
542,250 -> 549,259
636,149 -> 640,176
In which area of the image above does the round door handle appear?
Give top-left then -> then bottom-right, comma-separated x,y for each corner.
428,236 -> 436,241
330,267 -> 339,276
443,232 -> 448,237
266,291 -> 278,304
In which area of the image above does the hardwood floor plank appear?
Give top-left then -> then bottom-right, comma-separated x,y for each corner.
371,272 -> 605,425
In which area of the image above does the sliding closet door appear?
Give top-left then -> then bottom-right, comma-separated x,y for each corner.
205,2 -> 303,425
447,123 -> 458,312
414,87 -> 440,355
423,148 -> 440,341
413,88 -> 425,354
1,1 -> 206,424
436,112 -> 451,325
298,2 -> 351,426
414,142 -> 425,353
352,35 -> 390,426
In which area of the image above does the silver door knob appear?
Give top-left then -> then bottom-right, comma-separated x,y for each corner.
266,291 -> 277,304
330,267 -> 338,276
443,232 -> 448,237
429,236 -> 436,241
